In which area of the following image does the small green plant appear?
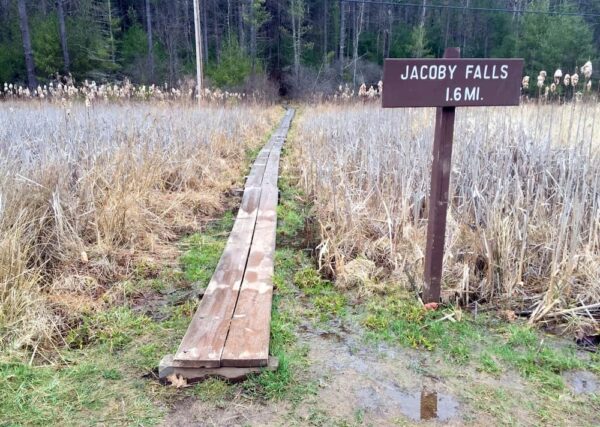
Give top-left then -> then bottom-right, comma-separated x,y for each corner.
67,308 -> 151,351
293,267 -> 326,290
180,237 -> 225,284
478,353 -> 502,374
101,368 -> 123,380
362,296 -> 445,350
313,293 -> 347,319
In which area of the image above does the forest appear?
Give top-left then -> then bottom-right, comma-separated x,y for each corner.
1,0 -> 599,95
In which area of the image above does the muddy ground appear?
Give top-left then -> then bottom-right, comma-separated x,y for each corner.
162,302 -> 598,426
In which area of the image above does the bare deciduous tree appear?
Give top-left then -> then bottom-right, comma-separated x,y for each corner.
56,0 -> 70,73
17,0 -> 37,89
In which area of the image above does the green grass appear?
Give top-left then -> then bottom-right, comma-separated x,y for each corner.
276,172 -> 313,244
0,199 -> 240,426
179,212 -> 234,285
66,307 -> 152,351
0,313 -> 166,425
292,266 -> 348,321
242,172 -> 318,402
491,325 -> 585,391
359,292 -> 596,393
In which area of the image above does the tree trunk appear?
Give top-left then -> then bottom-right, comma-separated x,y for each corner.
339,0 -> 345,78
56,0 -> 70,73
277,0 -> 281,71
386,7 -> 392,58
226,0 -> 231,40
202,0 -> 208,64
420,0 -> 427,28
461,0 -> 469,54
239,1 -> 246,52
146,0 -> 154,81
213,0 -> 220,62
183,0 -> 192,62
323,0 -> 328,66
291,0 -> 299,83
290,0 -> 305,84
444,0 -> 450,49
17,0 -> 37,89
250,0 -> 257,73
193,0 -> 203,100
107,0 -> 117,65
352,2 -> 364,88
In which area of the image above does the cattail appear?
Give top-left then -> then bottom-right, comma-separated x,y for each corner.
378,80 -> 383,94
563,74 -> 571,86
540,70 -> 547,79
571,73 -> 579,87
359,83 -> 367,97
586,80 -> 592,91
522,76 -> 530,89
550,83 -> 556,93
581,61 -> 592,79
553,69 -> 562,85
537,75 -> 544,88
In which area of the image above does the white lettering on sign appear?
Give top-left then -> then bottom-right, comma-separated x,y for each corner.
382,58 -> 523,107
445,87 -> 482,102
465,64 -> 509,80
401,65 -> 458,80
399,63 -> 509,81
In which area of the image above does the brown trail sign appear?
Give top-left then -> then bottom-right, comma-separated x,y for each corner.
382,48 -> 523,303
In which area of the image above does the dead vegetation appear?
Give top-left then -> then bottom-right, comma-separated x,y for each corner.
0,102 -> 279,356
294,103 -> 600,330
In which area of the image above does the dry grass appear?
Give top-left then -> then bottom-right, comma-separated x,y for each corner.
294,103 -> 600,329
0,102 -> 279,355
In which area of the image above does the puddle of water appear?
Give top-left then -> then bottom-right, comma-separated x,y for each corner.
384,385 -> 459,422
355,384 -> 458,421
356,386 -> 382,410
565,371 -> 599,394
329,351 -> 370,374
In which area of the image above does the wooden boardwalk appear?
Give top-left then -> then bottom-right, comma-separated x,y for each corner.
160,109 -> 295,381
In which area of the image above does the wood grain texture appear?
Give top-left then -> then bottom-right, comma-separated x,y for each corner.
170,109 -> 294,369
173,178 -> 265,367
159,354 -> 279,382
221,161 -> 280,367
220,111 -> 293,366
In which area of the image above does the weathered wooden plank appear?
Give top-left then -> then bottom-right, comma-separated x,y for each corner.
168,109 -> 294,370
173,187 -> 264,368
220,151 -> 282,367
159,354 -> 279,383
245,145 -> 272,188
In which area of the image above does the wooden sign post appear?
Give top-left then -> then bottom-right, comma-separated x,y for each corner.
382,48 -> 523,303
